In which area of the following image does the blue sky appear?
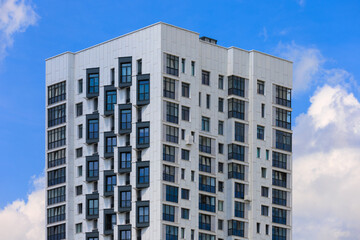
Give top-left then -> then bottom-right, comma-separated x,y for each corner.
0,0 -> 360,239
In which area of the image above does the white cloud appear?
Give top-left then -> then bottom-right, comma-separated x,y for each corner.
0,175 -> 45,240
259,26 -> 268,41
293,85 -> 360,239
297,0 -> 305,7
0,0 -> 38,59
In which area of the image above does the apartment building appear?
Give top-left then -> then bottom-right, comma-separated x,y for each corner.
45,22 -> 292,240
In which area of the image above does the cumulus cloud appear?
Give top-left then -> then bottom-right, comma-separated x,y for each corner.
276,42 -> 358,94
0,175 -> 45,240
293,85 -> 360,239
0,0 -> 38,59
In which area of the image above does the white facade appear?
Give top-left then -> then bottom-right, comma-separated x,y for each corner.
45,22 -> 292,240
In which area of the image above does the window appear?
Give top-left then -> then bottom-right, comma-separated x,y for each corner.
166,225 -> 178,240
266,224 -> 269,235
228,75 -> 245,97
261,103 -> 265,118
138,167 -> 149,184
75,103 -> 83,117
182,82 -> 190,98
276,130 -> 292,152
138,206 -> 149,223
273,189 -> 287,206
88,119 -> 99,140
48,81 -> 66,105
181,208 -> 190,219
218,143 -> 224,154
48,167 -> 66,187
137,59 -> 142,75
181,188 -> 190,200
257,147 -> 261,158
199,175 -> 216,193
78,79 -> 83,93
228,144 -> 245,161
88,73 -> 99,94
191,61 -> 195,76
182,129 -> 185,140
206,94 -> 210,109
235,182 -> 245,199
105,213 -> 116,231
163,145 -> 175,162
87,160 -> 99,178
266,150 -> 269,160
273,207 -> 287,225
228,220 -> 245,237
78,124 -> 83,139
218,181 -> 224,192
181,106 -> 190,121
218,219 -> 224,230
261,186 -> 269,197
218,98 -> 224,112
235,122 -> 245,142
261,205 -> 269,216
120,63 -> 132,83
228,98 -> 245,120
276,107 -> 291,130
257,125 -> 265,140
181,228 -> 185,239
87,199 -> 99,216
198,92 -> 201,106
78,203 -> 82,214
47,224 -> 65,240
47,186 -> 65,205
105,90 -> 117,111
166,102 -> 179,124
191,171 -> 195,182
75,223 -> 82,233
202,71 -> 210,85
257,80 -> 264,94
181,168 -> 185,179
120,152 -> 131,169
105,136 -> 116,153
218,162 -> 224,173
137,108 -> 142,122
138,127 -> 149,144
201,117 -> 210,132
111,68 -> 115,85
166,185 -> 178,203
76,148 -> 82,158
47,149 -> 66,168
273,226 -> 287,240
235,201 -> 244,218
199,213 -> 211,231
163,204 -> 175,222
48,104 -> 66,127
47,205 -> 66,224
181,149 -> 189,160
276,85 -> 291,107
120,191 -> 131,208
181,58 -> 185,73
120,230 -> 131,240
218,75 -> 224,89
165,125 -> 179,143
166,54 -> 179,76
120,109 -> 131,130
199,194 -> 215,212
199,136 -> 212,154
273,170 -> 287,188
48,126 -> 66,149
77,166 -> 82,177
191,230 -> 194,240
228,163 -> 245,180
164,78 -> 176,99
138,80 -> 149,101
218,200 -> 224,211
257,223 -> 261,234
163,165 -> 175,182
199,156 -> 211,173
261,167 -> 267,178
218,121 -> 224,135
105,175 -> 116,192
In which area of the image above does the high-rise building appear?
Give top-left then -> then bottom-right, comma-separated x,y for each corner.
45,22 -> 292,240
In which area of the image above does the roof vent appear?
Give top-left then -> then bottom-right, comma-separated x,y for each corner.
200,36 -> 217,45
